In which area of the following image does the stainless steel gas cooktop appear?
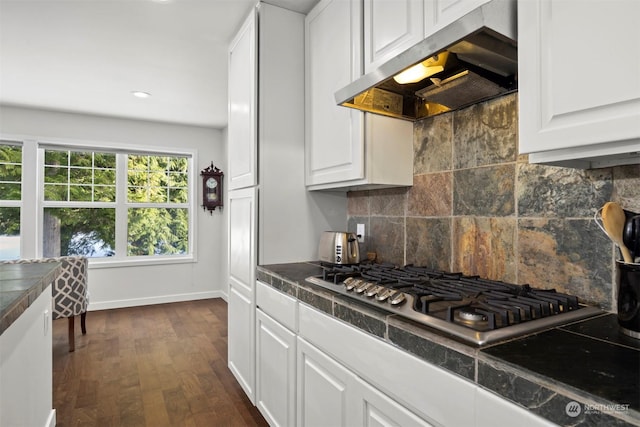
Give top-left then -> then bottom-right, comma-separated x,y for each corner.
306,263 -> 602,346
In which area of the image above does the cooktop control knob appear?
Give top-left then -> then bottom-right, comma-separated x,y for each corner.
389,291 -> 406,306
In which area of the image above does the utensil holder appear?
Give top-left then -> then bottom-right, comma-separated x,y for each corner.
595,207 -> 640,262
616,261 -> 640,338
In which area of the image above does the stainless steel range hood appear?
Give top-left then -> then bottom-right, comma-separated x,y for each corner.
335,0 -> 518,121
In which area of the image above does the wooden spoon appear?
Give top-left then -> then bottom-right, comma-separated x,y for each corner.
601,202 -> 633,263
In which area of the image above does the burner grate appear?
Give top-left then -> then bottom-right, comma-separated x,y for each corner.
306,263 -> 602,345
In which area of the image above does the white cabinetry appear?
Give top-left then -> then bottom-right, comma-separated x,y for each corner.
297,337 -> 353,427
227,187 -> 257,402
0,287 -> 54,427
255,281 -> 298,427
227,2 -> 346,405
228,11 -> 257,191
475,387 -> 557,427
298,337 -> 432,427
352,376 -> 434,427
256,309 -> 296,427
305,0 -> 364,188
423,0 -> 490,36
518,0 -> 640,168
305,0 -> 414,191
298,303 -> 476,426
364,0 -> 424,73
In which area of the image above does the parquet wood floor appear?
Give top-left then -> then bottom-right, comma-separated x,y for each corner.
52,299 -> 268,427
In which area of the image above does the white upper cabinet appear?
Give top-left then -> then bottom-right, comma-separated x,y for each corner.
305,0 -> 365,187
228,11 -> 257,190
305,0 -> 413,191
364,0 -> 425,73
424,0 -> 490,36
518,0 -> 640,168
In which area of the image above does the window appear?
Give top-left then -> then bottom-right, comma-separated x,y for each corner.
0,142 -> 21,260
126,154 -> 189,256
41,147 -> 192,261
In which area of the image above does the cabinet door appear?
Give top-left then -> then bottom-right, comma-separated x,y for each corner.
305,0 -> 365,187
228,187 -> 256,296
256,309 -> 296,427
424,0 -> 490,36
227,187 -> 257,403
297,337 -> 353,427
475,387 -> 556,427
228,9 -> 257,190
228,284 -> 255,403
518,0 -> 640,157
364,0 -> 424,73
350,377 -> 434,427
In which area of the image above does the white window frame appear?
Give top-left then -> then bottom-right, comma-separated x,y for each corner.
36,139 -> 198,268
0,140 -> 24,260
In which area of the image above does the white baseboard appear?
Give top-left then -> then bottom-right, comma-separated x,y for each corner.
45,409 -> 55,427
87,290 -> 225,311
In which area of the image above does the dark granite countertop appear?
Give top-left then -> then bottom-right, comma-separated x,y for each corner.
257,262 -> 640,427
0,262 -> 61,335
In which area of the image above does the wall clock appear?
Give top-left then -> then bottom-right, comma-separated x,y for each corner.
201,163 -> 224,212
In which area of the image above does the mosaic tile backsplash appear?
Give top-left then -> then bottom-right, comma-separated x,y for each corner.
347,93 -> 640,310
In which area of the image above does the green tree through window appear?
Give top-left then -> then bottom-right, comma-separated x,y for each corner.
0,143 -> 22,260
42,148 -> 191,259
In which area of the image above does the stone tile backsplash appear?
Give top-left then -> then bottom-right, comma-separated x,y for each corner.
347,93 -> 640,310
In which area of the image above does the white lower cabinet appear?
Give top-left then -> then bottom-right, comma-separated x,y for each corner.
256,309 -> 296,427
475,387 -> 557,427
297,337 -> 353,427
253,286 -> 556,427
351,376 -> 434,427
298,303 -> 476,426
228,284 -> 255,403
0,286 -> 54,427
296,337 -> 433,427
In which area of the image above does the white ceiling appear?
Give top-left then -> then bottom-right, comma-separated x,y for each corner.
0,0 -> 319,129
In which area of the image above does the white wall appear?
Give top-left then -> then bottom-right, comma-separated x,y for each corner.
0,105 -> 228,309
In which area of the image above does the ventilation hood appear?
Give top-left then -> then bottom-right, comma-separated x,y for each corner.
335,0 -> 518,121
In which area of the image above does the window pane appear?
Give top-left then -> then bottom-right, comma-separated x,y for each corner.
168,188 -> 188,203
44,165 -> 67,183
44,149 -> 116,203
44,184 -> 68,201
94,168 -> 115,185
69,167 -> 92,184
127,154 -> 189,204
0,163 -> 21,182
94,185 -> 115,202
127,208 -> 188,256
45,150 -> 68,166
0,207 -> 20,260
70,151 -> 92,167
0,183 -> 21,200
43,208 -> 115,257
70,185 -> 92,202
0,144 -> 22,201
93,153 -> 116,169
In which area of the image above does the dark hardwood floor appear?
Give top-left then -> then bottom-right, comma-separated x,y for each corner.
52,299 -> 268,427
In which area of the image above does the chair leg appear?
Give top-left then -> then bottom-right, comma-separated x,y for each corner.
68,316 -> 75,352
81,312 -> 87,335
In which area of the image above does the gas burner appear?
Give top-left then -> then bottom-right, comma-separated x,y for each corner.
458,308 -> 487,322
306,264 -> 602,346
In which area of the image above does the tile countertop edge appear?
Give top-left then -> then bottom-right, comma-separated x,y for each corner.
0,262 -> 61,335
257,262 -> 640,427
